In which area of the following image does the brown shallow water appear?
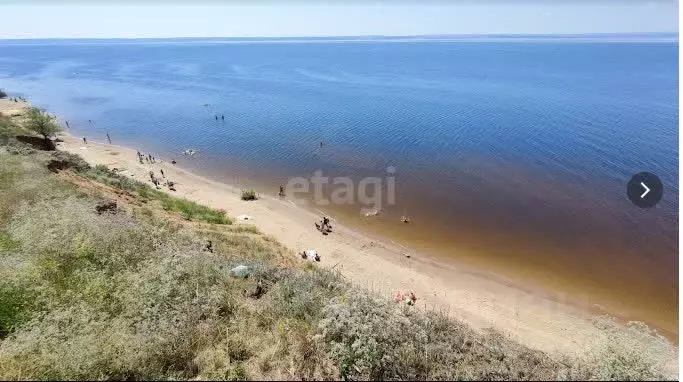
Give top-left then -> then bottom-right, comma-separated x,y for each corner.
172,152 -> 678,342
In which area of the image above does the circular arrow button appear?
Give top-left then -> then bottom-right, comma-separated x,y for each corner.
627,172 -> 663,208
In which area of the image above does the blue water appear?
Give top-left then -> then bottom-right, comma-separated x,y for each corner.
0,35 -> 678,332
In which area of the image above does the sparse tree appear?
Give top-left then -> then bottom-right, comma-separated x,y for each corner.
0,89 -> 7,98
25,107 -> 62,146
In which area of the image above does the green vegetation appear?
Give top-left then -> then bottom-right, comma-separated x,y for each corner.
24,107 -> 62,145
241,189 -> 258,201
0,114 -> 18,141
82,164 -> 231,224
0,89 -> 6,99
0,106 -> 676,380
158,193 -> 231,223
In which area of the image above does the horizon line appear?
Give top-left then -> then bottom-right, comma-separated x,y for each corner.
0,31 -> 677,41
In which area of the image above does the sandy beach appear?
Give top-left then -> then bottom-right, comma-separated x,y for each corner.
57,138 -> 609,355
0,97 -> 676,362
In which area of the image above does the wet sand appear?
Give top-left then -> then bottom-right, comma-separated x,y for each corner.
169,151 -> 678,340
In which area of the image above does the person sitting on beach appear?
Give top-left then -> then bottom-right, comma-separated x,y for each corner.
394,290 -> 405,303
322,216 -> 330,230
407,292 -> 417,306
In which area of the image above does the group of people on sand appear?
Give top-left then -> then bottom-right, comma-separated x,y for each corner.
137,151 -> 158,164
149,170 -> 175,191
315,216 -> 333,235
394,290 -> 418,306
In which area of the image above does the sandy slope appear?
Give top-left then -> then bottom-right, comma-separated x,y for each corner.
0,98 -> 654,357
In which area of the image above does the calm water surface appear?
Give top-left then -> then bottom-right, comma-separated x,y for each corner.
0,35 -> 677,336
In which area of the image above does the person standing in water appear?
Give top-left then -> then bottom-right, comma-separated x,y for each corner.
106,133 -> 111,144
221,114 -> 224,121
65,120 -> 70,129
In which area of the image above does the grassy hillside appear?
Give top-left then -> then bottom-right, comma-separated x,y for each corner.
0,111 -> 676,380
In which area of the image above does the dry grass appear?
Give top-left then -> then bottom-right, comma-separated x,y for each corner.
0,143 -> 677,381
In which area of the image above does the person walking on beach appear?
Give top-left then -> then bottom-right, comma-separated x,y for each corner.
106,132 -> 111,144
160,169 -> 165,178
82,137 -> 87,144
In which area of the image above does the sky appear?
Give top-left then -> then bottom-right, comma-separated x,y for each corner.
0,1 -> 678,39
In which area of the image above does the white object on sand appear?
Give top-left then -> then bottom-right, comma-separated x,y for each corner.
237,215 -> 252,221
362,208 -> 381,217
301,249 -> 320,262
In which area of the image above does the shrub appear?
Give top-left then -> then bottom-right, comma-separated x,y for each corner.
316,292 -> 561,381
0,89 -> 7,99
273,269 -> 349,322
23,107 -> 62,144
241,189 -> 258,201
557,319 -> 676,381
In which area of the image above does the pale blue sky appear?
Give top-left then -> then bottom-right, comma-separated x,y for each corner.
0,1 -> 678,39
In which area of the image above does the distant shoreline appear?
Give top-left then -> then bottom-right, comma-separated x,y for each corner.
0,32 -> 677,43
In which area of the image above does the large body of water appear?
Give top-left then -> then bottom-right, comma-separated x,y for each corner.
0,35 -> 678,336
